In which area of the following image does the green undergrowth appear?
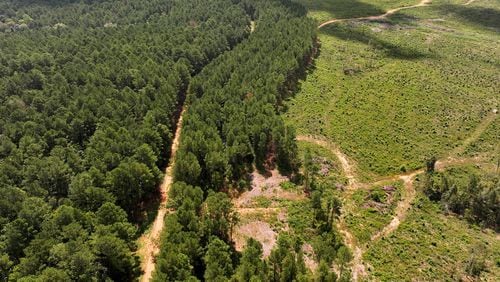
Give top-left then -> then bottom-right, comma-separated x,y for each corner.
285,0 -> 499,177
364,193 -> 500,281
287,200 -> 316,240
463,117 -> 499,162
239,209 -> 285,231
435,163 -> 498,187
346,180 -> 403,245
298,141 -> 349,187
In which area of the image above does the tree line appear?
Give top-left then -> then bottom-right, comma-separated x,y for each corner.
0,0 -> 251,280
423,166 -> 499,231
152,0 -> 352,280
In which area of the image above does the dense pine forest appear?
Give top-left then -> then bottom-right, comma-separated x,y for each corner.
4,0 -> 494,281
0,0 -> 253,280
0,0 -> 328,281
154,0 -> 323,280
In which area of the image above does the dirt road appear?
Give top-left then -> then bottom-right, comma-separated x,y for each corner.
295,109 -> 496,280
370,170 -> 422,241
318,0 -> 432,29
138,107 -> 185,282
296,135 -> 359,188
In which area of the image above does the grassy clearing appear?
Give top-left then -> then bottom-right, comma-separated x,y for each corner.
284,0 -> 499,280
295,0 -> 418,22
238,209 -> 284,228
364,192 -> 500,281
345,181 -> 403,245
464,117 -> 499,163
285,0 -> 499,177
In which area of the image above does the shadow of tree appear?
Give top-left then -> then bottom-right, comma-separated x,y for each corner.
437,4 -> 500,31
297,0 -> 385,19
320,22 -> 434,60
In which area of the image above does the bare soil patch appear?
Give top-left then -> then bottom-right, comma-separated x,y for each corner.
302,243 -> 318,271
233,221 -> 278,258
235,170 -> 303,208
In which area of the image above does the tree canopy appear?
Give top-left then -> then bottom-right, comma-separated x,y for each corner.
0,0 -> 251,280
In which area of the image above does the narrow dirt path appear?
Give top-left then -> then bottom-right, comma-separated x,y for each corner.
464,0 -> 477,5
296,110 -> 496,280
138,107 -> 185,282
369,155 -> 491,243
318,0 -> 432,29
296,134 -> 367,280
370,169 -> 422,241
296,135 -> 359,188
336,219 -> 367,281
448,112 -> 497,158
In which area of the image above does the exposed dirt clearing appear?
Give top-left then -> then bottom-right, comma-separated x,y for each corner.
233,221 -> 278,258
233,170 -> 293,260
138,107 -> 185,282
302,243 -> 318,271
318,0 -> 432,29
250,21 -> 256,33
235,170 -> 302,208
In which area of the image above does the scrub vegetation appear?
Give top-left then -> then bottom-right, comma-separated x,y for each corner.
286,0 -> 499,177
285,0 -> 499,280
1,0 -> 498,281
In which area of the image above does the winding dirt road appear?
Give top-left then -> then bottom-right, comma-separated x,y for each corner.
296,110 -> 496,281
138,107 -> 185,282
305,1 -> 497,277
318,0 -> 432,29
297,134 -> 368,280
370,170 -> 422,241
296,135 -> 359,188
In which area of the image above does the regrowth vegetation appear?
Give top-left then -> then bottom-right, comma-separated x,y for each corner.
423,165 -> 499,231
286,0 -> 499,177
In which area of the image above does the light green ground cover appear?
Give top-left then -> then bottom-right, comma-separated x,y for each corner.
364,191 -> 499,281
345,181 -> 403,245
286,0 -> 499,177
295,0 -> 419,22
